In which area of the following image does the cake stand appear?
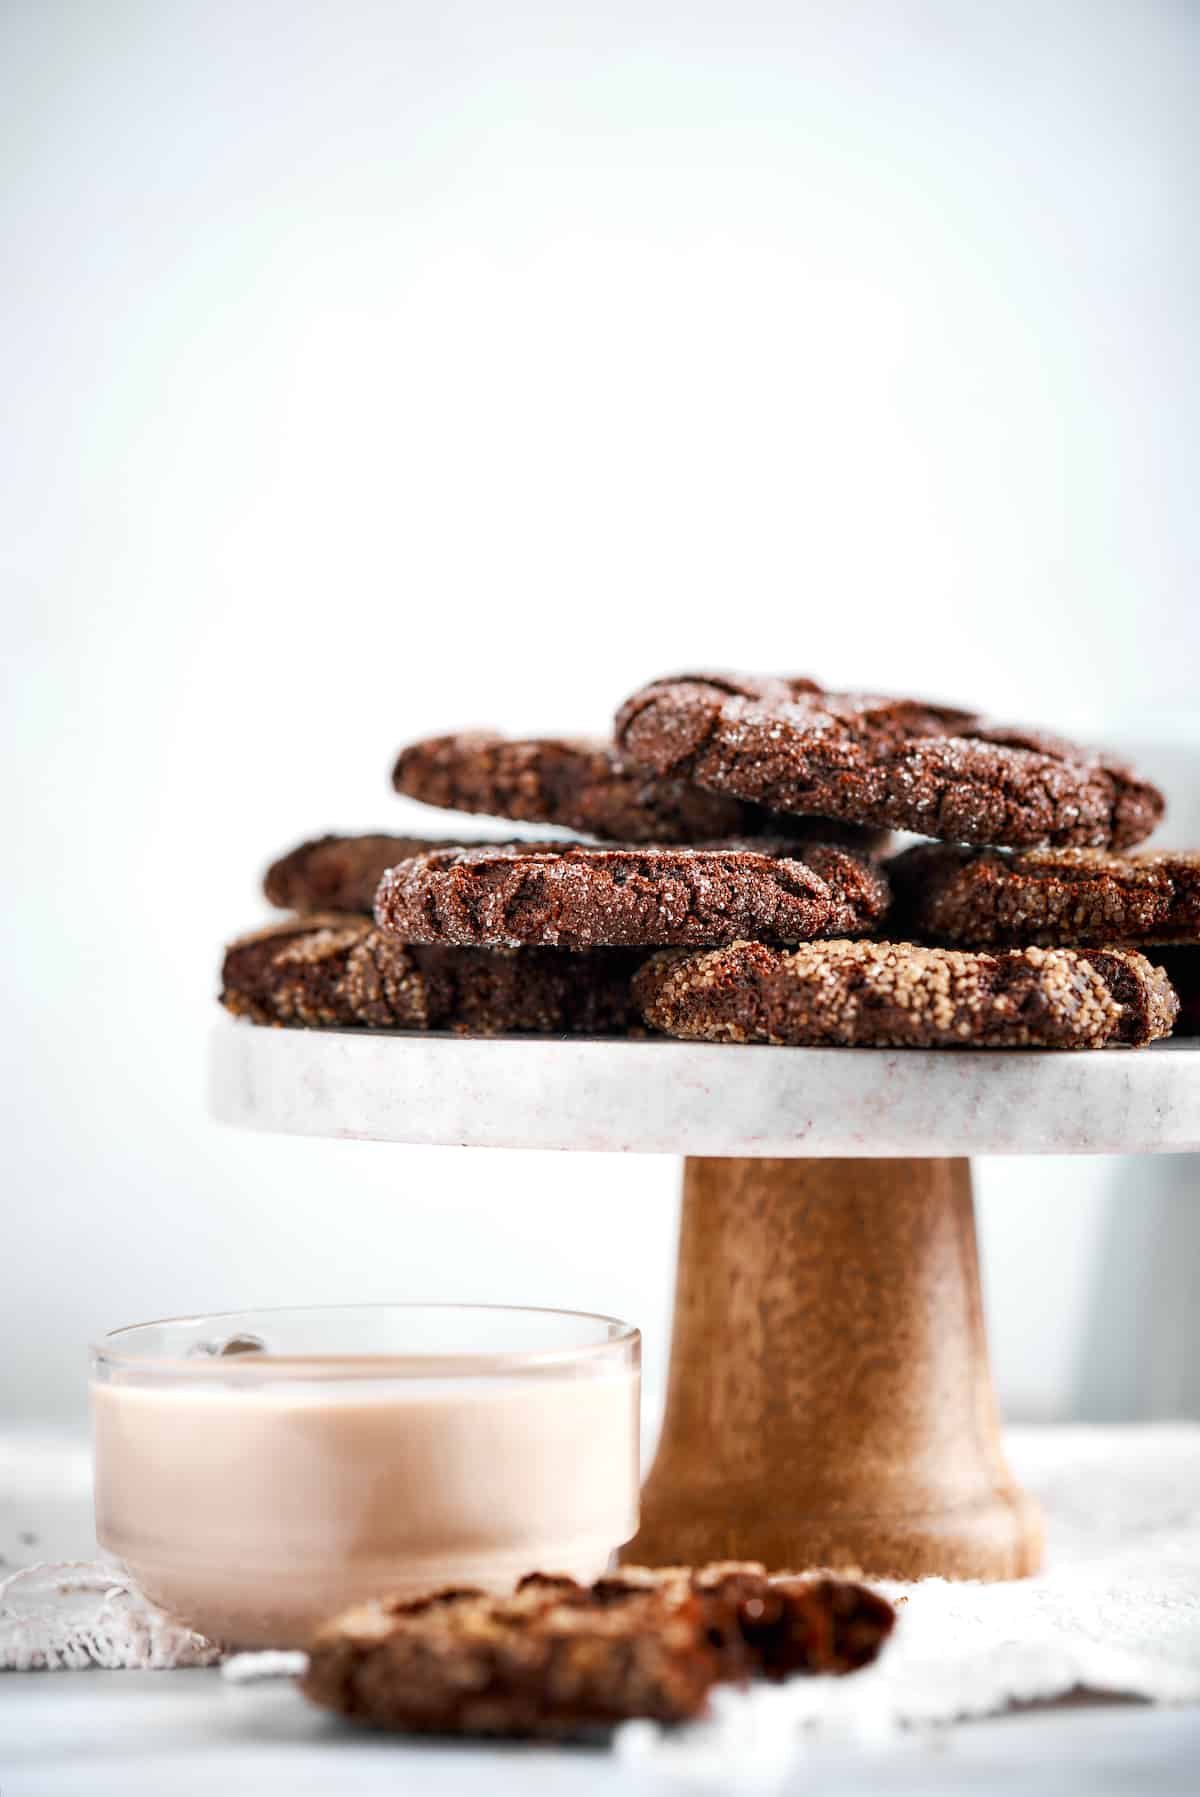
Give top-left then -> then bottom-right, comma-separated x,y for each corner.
210,1025 -> 1200,1581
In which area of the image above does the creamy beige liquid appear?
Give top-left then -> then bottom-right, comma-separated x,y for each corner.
93,1369 -> 640,1648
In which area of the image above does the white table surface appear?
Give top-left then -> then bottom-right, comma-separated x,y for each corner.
3,1429 -> 1199,1797
6,1672 -> 1200,1797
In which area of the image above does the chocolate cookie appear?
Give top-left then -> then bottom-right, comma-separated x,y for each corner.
634,939 -> 1178,1049
221,916 -> 643,1035
1156,950 -> 1200,1036
263,833 -> 504,916
614,673 -> 1163,851
301,1564 -> 895,1738
393,730 -> 887,850
890,844 -> 1200,948
374,840 -> 890,951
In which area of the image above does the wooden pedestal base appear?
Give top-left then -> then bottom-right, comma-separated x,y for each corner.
623,1156 -> 1042,1581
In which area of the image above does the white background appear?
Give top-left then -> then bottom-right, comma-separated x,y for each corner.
3,0 -> 1197,1426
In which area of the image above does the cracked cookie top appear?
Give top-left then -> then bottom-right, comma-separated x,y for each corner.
221,915 -> 645,1035
373,839 -> 890,951
890,843 -> 1200,947
633,938 -> 1178,1049
613,673 -> 1163,851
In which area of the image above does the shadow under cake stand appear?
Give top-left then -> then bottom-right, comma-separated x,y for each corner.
210,1025 -> 1200,1582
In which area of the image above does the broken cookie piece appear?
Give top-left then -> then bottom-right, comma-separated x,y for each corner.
301,1564 -> 895,1737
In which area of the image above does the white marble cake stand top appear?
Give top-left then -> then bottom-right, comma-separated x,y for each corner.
209,1021 -> 1200,1157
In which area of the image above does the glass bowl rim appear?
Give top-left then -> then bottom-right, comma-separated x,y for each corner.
89,1300 -> 640,1382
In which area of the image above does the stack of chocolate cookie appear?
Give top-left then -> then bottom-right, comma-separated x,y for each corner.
221,672 -> 1189,1049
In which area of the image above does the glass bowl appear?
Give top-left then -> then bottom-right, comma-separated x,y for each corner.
91,1303 -> 640,1649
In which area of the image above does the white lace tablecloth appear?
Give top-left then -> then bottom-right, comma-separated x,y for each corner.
3,1424 -> 1199,1790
